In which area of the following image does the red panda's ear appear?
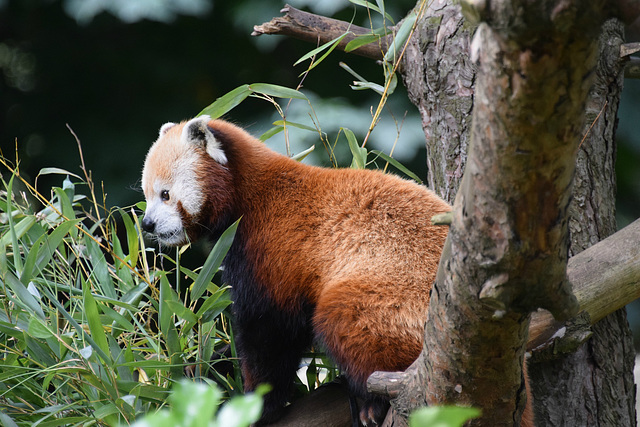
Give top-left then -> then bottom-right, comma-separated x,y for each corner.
159,122 -> 176,138
181,115 -> 228,165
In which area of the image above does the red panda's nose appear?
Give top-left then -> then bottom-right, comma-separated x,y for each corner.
141,216 -> 155,233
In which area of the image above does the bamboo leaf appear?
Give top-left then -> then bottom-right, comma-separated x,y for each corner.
37,167 -> 82,180
348,0 -> 395,23
384,13 -> 417,63
370,150 -> 423,184
198,84 -> 252,119
159,275 -> 182,378
82,278 -> 112,363
191,219 -> 239,301
249,83 -> 307,100
118,207 -> 139,268
294,33 -> 348,69
259,126 -> 285,141
351,80 -> 386,95
165,300 -> 198,324
291,145 -> 316,162
343,128 -> 367,169
345,33 -> 380,53
4,270 -> 45,319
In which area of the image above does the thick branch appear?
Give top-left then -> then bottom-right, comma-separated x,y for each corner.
252,4 -> 391,61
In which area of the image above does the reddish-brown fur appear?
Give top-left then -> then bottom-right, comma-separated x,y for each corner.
143,118 -> 534,426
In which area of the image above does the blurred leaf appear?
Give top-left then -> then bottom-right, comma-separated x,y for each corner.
216,390 -> 264,427
409,406 -> 481,427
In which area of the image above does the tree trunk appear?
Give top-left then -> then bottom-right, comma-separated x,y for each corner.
398,4 -> 636,427
528,19 -> 637,426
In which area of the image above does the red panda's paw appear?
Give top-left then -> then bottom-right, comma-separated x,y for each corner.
359,398 -> 389,426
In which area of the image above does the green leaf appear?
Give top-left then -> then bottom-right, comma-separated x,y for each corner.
342,128 -> 367,169
21,219 -> 81,286
86,235 -> 116,299
291,145 -> 316,162
384,13 -> 417,63
409,406 -> 481,427
258,126 -> 285,142
191,219 -> 239,301
344,33 -> 381,53
370,150 -> 423,184
351,80 -> 386,95
37,167 -> 82,180
4,270 -> 45,319
216,390 -> 264,427
171,381 -> 221,426
28,317 -> 54,339
159,274 -> 182,378
348,0 -> 395,23
198,84 -> 252,119
53,186 -> 74,220
0,215 -> 35,249
0,411 -> 19,427
118,207 -> 139,268
272,120 -> 317,132
82,278 -> 112,364
294,33 -> 348,70
249,83 -> 307,100
164,300 -> 198,324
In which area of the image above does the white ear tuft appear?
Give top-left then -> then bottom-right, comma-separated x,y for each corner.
159,122 -> 177,138
181,115 -> 228,164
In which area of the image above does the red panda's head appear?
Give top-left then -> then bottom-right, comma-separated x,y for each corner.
141,115 -> 232,246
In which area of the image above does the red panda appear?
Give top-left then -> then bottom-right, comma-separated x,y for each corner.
141,116 -> 532,426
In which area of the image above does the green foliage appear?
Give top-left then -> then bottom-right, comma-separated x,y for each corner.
0,161 -> 238,425
409,406 -> 481,427
131,381 -> 269,427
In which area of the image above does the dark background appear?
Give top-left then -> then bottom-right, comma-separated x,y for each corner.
2,0 -> 640,338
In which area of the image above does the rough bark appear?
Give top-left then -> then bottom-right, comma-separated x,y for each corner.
401,0 -> 475,203
528,19 -> 637,427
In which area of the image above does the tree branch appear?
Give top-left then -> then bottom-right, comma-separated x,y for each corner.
252,4 -> 391,61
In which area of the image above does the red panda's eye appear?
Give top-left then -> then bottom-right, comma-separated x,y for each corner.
160,190 -> 170,201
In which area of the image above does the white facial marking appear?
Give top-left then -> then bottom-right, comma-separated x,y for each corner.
181,115 -> 228,164
142,119 -> 212,246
